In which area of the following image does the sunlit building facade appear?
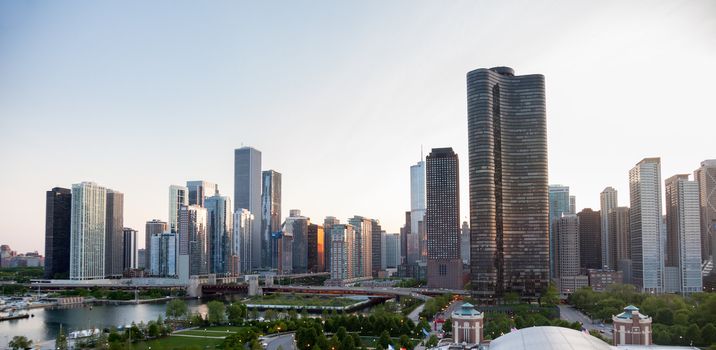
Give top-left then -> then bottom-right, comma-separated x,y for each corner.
70,182 -> 107,280
261,170 -> 282,269
600,187 -> 619,269
664,174 -> 702,294
234,208 -> 254,274
205,195 -> 233,275
180,205 -> 208,276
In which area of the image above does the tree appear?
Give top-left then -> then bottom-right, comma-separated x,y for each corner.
166,299 -> 188,320
541,283 -> 559,306
222,328 -> 258,349
504,292 -> 520,305
685,323 -> 701,345
378,330 -> 391,349
701,323 -> 716,345
9,336 -> 32,350
336,326 -> 348,341
425,335 -> 438,348
147,321 -> 160,338
399,334 -> 413,350
350,333 -> 362,348
227,303 -> 247,324
249,308 -> 260,320
207,300 -> 227,324
442,319 -> 452,333
265,309 -> 278,321
341,335 -> 355,350
56,325 -> 68,350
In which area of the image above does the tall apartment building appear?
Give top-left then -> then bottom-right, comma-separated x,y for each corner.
371,220 -> 383,277
186,181 -> 217,207
329,224 -> 356,281
44,187 -> 72,279
694,160 -> 716,263
286,210 -> 309,273
307,223 -> 325,273
145,219 -> 167,269
169,185 -> 188,233
122,227 -> 138,270
600,187 -> 619,269
468,66 -> 549,297
410,160 -> 426,265
261,170 -> 282,268
629,158 -> 665,293
70,182 -> 107,280
150,232 -> 177,277
180,205 -> 208,276
234,209 -> 254,274
425,147 -> 462,290
234,147 -> 262,269
556,214 -> 587,294
549,185 -> 571,278
610,207 -> 631,277
104,190 -> 124,277
205,195 -> 233,275
665,174 -> 702,294
323,216 -> 340,274
384,233 -> 400,269
348,216 -> 373,278
578,208 -> 602,270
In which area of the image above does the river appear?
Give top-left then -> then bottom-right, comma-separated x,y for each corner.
0,299 -> 208,348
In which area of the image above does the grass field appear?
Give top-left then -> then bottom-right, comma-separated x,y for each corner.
128,326 -> 244,349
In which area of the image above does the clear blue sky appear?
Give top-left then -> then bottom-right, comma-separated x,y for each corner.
1,0 -> 715,253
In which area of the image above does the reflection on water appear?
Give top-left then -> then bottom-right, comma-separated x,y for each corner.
0,299 -> 207,348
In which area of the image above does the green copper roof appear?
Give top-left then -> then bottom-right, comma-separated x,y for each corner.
453,302 -> 481,316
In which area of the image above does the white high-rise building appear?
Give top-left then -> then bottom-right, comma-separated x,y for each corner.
409,160 -> 425,265
629,158 -> 664,294
70,182 -> 107,280
665,174 -> 703,295
233,209 -> 254,274
600,187 -> 619,269
169,185 -> 188,233
329,224 -> 356,280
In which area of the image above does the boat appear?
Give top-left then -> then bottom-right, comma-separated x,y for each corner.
0,310 -> 30,322
69,328 -> 101,339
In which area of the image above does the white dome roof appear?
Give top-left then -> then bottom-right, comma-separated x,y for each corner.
489,326 -> 613,350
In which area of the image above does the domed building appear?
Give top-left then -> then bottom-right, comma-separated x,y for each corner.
612,305 -> 652,346
451,302 -> 484,345
488,326 -> 613,350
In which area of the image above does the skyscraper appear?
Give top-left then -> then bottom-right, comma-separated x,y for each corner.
384,233 -> 400,269
150,232 -> 177,277
169,185 -> 188,233
44,187 -> 71,279
410,160 -> 426,264
694,160 -> 716,263
307,223 -> 325,273
324,216 -> 340,272
348,216 -> 373,278
145,219 -> 167,270
569,196 -> 577,214
234,147 -> 262,269
555,214 -> 585,294
468,66 -> 549,297
461,221 -> 470,265
610,207 -> 631,269
186,181 -> 218,207
105,190 -> 124,277
179,205 -> 208,276
234,208 -> 254,274
399,212 -> 410,266
371,219 -> 383,277
549,185 -> 571,278
425,147 -> 462,290
629,158 -> 664,293
261,170 -> 282,268
286,209 -> 309,273
600,187 -> 619,269
70,182 -> 107,280
122,227 -> 138,270
329,224 -> 356,281
664,174 -> 702,294
577,208 -> 601,270
205,195 -> 233,275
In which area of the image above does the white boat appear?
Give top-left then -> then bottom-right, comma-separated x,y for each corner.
69,328 -> 101,339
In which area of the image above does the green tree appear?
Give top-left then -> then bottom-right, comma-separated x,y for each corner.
425,335 -> 438,347
442,318 -> 452,333
378,330 -> 391,349
222,328 -> 258,348
685,323 -> 701,345
9,336 -> 32,350
350,333 -> 362,348
56,326 -> 68,350
249,307 -> 260,320
701,323 -> 716,345
504,292 -> 520,305
147,321 -> 160,338
336,326 -> 348,341
541,283 -> 559,306
341,335 -> 355,350
265,309 -> 278,321
165,299 -> 188,320
399,334 -> 413,350
227,303 -> 247,324
207,300 -> 227,324
328,335 -> 340,350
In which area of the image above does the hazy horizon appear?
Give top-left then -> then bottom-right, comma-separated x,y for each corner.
1,0 -> 715,253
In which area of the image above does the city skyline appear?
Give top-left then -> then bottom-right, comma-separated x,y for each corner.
2,1 -> 716,253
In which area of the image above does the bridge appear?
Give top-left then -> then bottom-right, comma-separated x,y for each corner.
201,283 -> 468,300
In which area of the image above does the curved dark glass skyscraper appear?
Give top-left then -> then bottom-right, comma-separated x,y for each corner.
467,66 -> 549,298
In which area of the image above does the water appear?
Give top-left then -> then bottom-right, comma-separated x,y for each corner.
0,299 -> 208,348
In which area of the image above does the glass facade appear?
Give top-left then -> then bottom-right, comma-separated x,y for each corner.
180,205 -> 207,276
70,182 -> 107,280
261,170 -> 282,268
205,195 -> 233,275
234,147 -> 262,269
44,187 -> 71,279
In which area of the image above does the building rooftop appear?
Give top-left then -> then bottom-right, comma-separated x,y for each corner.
452,303 -> 482,317
488,326 -> 611,350
615,305 -> 650,320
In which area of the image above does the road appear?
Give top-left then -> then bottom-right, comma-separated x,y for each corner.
558,305 -> 612,339
264,333 -> 296,350
408,303 -> 425,323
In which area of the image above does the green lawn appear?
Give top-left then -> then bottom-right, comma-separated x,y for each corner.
245,294 -> 358,307
130,335 -> 224,350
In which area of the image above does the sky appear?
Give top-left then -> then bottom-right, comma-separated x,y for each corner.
1,0 -> 715,253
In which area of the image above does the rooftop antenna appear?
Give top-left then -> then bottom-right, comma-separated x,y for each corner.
420,144 -> 423,161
